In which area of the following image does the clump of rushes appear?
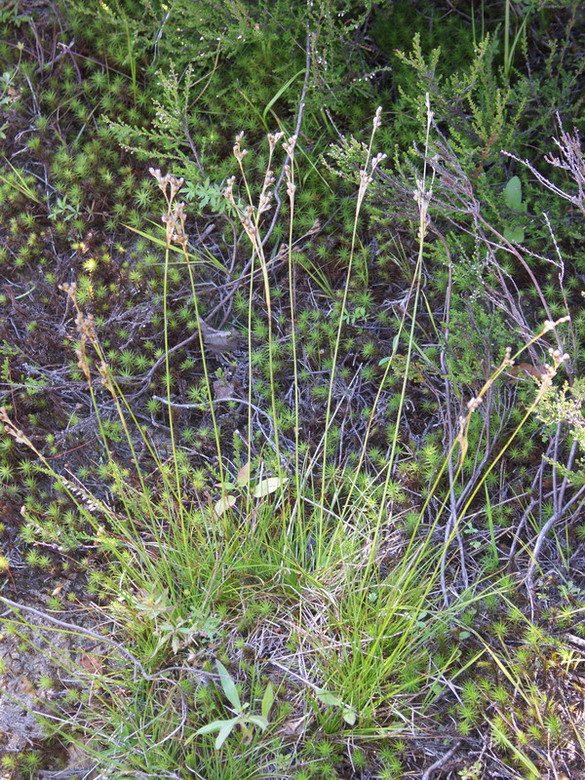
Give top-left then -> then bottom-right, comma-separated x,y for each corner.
0,5 -> 583,773
1,92 -> 579,779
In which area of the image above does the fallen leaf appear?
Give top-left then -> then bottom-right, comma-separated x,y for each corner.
213,379 -> 235,400
236,462 -> 251,486
507,363 -> 545,380
214,494 -> 237,516
280,715 -> 308,735
253,477 -> 288,499
199,319 -> 239,354
79,653 -> 103,674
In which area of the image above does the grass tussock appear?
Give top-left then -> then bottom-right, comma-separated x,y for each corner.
0,1 -> 584,778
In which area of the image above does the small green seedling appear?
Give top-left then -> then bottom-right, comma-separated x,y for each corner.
153,611 -> 219,655
503,175 -> 527,243
342,305 -> 367,326
214,461 -> 288,516
315,688 -> 357,725
195,660 -> 275,749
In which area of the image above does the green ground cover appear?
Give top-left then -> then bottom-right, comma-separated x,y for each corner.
0,1 -> 584,777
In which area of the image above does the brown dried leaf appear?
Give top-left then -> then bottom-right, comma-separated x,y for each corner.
507,362 -> 546,380
79,652 -> 103,674
213,379 -> 235,400
199,320 -> 239,354
280,715 -> 308,736
236,462 -> 251,486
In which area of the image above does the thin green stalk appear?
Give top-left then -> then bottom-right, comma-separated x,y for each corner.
232,135 -> 283,471
181,251 -> 226,487
162,237 -> 186,530
366,95 -> 434,570
318,108 -> 383,547
484,482 -> 498,561
285,139 -> 302,509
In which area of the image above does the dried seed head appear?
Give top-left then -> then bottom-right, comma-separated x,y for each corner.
264,169 -> 275,187
0,408 -> 33,447
543,315 -> 570,333
267,131 -> 284,151
549,347 -> 570,365
425,93 -> 434,123
149,167 -> 184,203
223,176 -> 236,205
149,167 -> 171,198
168,175 -> 184,201
240,205 -> 261,251
75,346 -> 91,382
162,201 -> 188,248
413,178 -> 433,206
284,162 -> 296,198
258,191 -> 273,214
98,361 -> 115,395
283,135 -> 297,157
149,167 -> 163,186
371,152 -> 387,172
75,310 -> 97,344
360,169 -> 371,183
358,169 -> 373,201
467,396 -> 483,412
373,106 -> 382,130
233,132 -> 248,162
59,282 -> 77,303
